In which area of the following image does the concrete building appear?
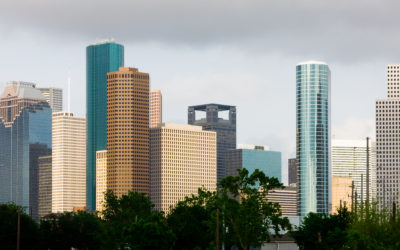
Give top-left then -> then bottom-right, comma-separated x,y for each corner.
267,186 -> 297,216
332,139 -> 376,203
96,150 -> 107,212
107,67 -> 150,197
37,87 -> 63,112
150,89 -> 162,128
52,112 -> 86,213
331,176 -> 352,212
86,40 -> 124,210
296,61 -> 331,216
226,145 -> 281,181
188,104 -> 236,182
0,81 -> 52,220
376,64 -> 400,208
38,155 -> 52,218
150,123 -> 217,213
288,158 -> 297,185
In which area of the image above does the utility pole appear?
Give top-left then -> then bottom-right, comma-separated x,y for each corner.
366,137 -> 370,216
216,208 -> 220,250
17,208 -> 20,250
351,181 -> 355,212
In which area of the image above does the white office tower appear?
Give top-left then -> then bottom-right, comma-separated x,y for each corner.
52,112 -> 86,212
96,150 -> 107,212
331,140 -> 376,203
376,64 -> 400,208
37,87 -> 63,112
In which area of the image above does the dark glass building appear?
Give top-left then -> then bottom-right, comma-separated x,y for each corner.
0,82 -> 52,220
188,104 -> 236,182
288,158 -> 297,185
86,41 -> 124,210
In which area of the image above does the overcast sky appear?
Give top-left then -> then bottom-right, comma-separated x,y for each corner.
1,0 -> 396,184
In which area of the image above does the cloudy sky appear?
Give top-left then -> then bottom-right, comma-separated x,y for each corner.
1,0 -> 395,183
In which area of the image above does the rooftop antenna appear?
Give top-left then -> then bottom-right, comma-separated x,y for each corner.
67,61 -> 71,114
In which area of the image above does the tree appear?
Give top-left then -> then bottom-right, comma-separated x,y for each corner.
0,203 -> 40,249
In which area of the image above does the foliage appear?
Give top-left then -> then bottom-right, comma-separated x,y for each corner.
0,203 -> 40,249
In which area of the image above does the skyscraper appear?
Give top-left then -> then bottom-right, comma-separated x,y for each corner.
331,176 -> 352,213
376,64 -> 400,207
150,123 -> 217,213
296,61 -> 331,216
86,41 -> 124,209
288,158 -> 297,185
107,67 -> 150,197
0,81 -> 52,219
150,89 -> 162,128
52,112 -> 86,213
226,145 -> 282,181
188,104 -> 236,182
267,187 -> 297,216
96,150 -> 107,212
38,155 -> 52,218
37,87 -> 63,112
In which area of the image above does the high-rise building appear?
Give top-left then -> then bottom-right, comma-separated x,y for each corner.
38,155 -> 52,218
376,64 -> 400,207
150,89 -> 162,128
96,150 -> 107,212
188,104 -> 236,182
296,61 -> 331,216
267,186 -> 297,216
150,123 -> 217,213
107,67 -> 150,197
226,145 -> 281,181
331,176 -> 352,213
86,41 -> 124,210
0,81 -> 52,219
37,87 -> 63,112
288,158 -> 297,185
52,112 -> 86,213
332,139 -> 376,202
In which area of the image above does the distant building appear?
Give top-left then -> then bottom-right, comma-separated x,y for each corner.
86,40 -> 124,210
96,150 -> 107,212
226,145 -> 281,181
52,112 -> 86,213
150,90 -> 162,128
38,155 -> 52,218
37,87 -> 63,112
332,139 -> 376,202
188,104 -> 236,182
288,158 -> 297,185
0,81 -> 52,220
107,67 -> 150,197
296,61 -> 331,216
267,186 -> 297,216
150,123 -> 217,213
331,176 -> 352,212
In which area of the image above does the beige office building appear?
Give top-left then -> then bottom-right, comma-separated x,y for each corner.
38,155 -> 52,218
52,112 -> 86,213
96,150 -> 107,212
150,123 -> 217,213
37,87 -> 63,112
267,186 -> 297,216
331,176 -> 352,212
150,89 -> 162,128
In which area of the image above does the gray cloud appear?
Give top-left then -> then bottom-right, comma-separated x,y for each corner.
1,0 -> 400,62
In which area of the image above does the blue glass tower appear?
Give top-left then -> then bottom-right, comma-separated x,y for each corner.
86,41 -> 124,210
296,61 -> 330,216
0,82 -> 52,220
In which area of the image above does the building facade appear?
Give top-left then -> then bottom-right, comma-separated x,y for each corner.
331,176 -> 352,213
86,41 -> 124,210
332,139 -> 376,203
267,186 -> 297,216
37,87 -> 63,112
107,67 -> 150,197
226,145 -> 281,181
52,112 -> 86,213
150,89 -> 162,128
376,64 -> 400,208
188,104 -> 236,182
0,81 -> 52,219
288,158 -> 297,185
96,150 -> 107,212
150,123 -> 217,213
296,61 -> 331,216
38,155 -> 52,218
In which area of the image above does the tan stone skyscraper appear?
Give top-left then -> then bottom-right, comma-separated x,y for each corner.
150,123 -> 217,213
52,112 -> 86,213
96,150 -> 107,212
150,90 -> 162,128
107,67 -> 150,197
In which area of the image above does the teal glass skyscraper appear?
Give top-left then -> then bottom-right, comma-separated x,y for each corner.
86,41 -> 124,210
296,61 -> 330,216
